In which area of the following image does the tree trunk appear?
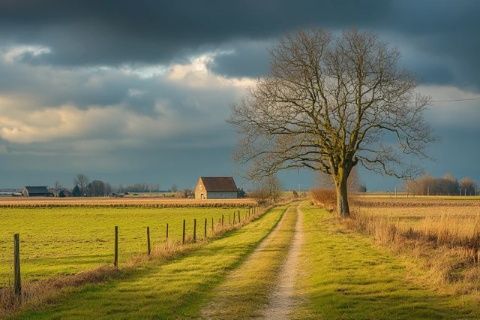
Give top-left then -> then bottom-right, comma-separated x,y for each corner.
335,176 -> 350,218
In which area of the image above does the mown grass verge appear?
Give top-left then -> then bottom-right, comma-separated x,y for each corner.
11,206 -> 286,319
293,203 -> 480,320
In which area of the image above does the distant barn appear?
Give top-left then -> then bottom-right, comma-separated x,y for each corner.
22,186 -> 52,197
194,177 -> 238,200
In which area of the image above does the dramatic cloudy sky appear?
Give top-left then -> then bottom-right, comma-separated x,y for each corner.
0,0 -> 479,191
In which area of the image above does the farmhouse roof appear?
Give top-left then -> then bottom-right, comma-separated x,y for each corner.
200,177 -> 237,192
24,186 -> 49,194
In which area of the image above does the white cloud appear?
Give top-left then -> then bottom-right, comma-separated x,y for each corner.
0,104 -> 189,144
2,45 -> 51,63
0,51 -> 258,147
166,53 -> 256,89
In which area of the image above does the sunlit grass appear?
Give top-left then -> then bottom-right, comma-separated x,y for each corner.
0,207 -> 248,285
15,206 -> 285,319
293,204 -> 480,320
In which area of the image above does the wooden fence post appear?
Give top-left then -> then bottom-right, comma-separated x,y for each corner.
114,226 -> 118,268
193,219 -> 197,242
13,233 -> 21,298
147,227 -> 151,255
222,214 -> 224,227
204,218 -> 207,239
182,219 -> 186,244
211,217 -> 214,233
166,223 -> 169,242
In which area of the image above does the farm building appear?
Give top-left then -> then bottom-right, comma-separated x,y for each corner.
194,177 -> 238,199
22,186 -> 52,197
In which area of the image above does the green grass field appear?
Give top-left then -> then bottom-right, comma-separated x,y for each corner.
293,204 -> 480,319
0,207 -> 247,286
16,206 -> 286,319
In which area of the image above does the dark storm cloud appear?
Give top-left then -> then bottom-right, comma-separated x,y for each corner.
1,0 -> 478,88
208,40 -> 271,78
0,0 -> 388,66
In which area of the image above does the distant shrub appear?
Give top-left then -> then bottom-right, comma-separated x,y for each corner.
310,188 -> 336,211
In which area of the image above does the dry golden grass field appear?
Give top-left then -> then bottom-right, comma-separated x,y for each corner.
0,197 -> 257,208
349,195 -> 480,297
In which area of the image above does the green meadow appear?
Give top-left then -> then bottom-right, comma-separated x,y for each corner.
16,206 -> 286,319
0,207 -> 246,286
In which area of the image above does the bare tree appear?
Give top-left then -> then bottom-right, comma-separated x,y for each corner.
86,180 -> 109,197
404,173 -> 476,196
459,177 -> 477,196
53,181 -> 63,191
74,174 -> 89,196
250,175 -> 282,204
230,29 -> 433,217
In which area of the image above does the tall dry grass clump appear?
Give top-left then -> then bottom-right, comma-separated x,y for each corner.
310,189 -> 336,211
345,197 -> 480,294
417,215 -> 480,262
349,211 -> 480,262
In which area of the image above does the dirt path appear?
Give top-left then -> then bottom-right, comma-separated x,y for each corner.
200,205 -> 297,319
260,206 -> 304,320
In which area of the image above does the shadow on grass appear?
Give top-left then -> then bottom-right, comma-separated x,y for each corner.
15,207 -> 287,319
296,206 -> 479,320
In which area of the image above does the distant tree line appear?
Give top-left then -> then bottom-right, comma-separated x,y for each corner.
70,174 -> 161,197
72,174 -> 112,197
404,174 -> 478,196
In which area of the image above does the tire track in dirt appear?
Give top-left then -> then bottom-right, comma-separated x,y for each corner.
261,205 -> 304,320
